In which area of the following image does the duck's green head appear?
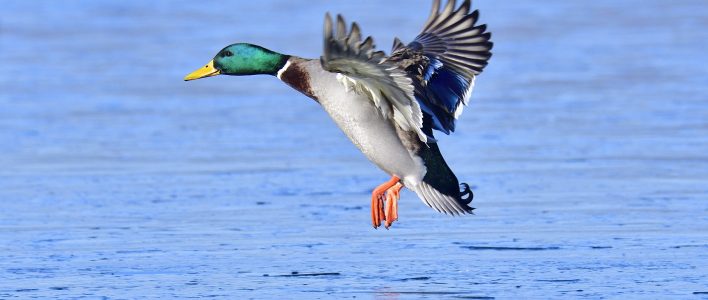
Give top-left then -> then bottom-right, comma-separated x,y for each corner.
184,43 -> 289,81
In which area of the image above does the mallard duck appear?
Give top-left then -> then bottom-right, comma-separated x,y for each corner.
185,0 -> 492,229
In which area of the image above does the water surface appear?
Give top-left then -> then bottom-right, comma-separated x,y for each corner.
1,0 -> 707,298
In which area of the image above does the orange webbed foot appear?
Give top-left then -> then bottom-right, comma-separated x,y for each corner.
370,176 -> 402,229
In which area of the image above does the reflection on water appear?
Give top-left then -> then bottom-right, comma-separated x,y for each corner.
1,0 -> 707,298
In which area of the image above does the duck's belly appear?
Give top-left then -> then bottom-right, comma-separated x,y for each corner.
314,78 -> 425,186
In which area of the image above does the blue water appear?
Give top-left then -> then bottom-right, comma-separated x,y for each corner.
1,0 -> 707,299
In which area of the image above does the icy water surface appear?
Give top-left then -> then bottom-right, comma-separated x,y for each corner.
1,0 -> 708,298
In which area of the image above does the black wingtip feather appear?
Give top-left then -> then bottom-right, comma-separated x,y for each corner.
470,10 -> 480,23
412,1 -> 492,76
460,0 -> 471,13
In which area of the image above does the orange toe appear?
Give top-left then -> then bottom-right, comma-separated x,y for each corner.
384,182 -> 403,229
371,193 -> 380,228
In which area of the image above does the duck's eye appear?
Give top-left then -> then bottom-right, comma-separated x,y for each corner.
223,50 -> 233,57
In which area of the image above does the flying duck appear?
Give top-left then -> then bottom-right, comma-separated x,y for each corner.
185,0 -> 493,229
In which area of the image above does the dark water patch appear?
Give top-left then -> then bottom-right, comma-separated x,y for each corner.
273,189 -> 299,196
343,206 -> 363,210
35,238 -> 68,243
270,243 -> 325,249
398,276 -> 431,281
7,267 -> 58,274
49,287 -> 68,291
115,249 -> 162,254
370,291 -> 489,297
672,244 -> 708,249
590,246 -> 613,249
375,291 -> 465,295
302,243 -> 324,249
461,246 -> 561,251
15,289 -> 39,292
265,271 -> 341,277
48,254 -> 75,261
536,279 -> 581,283
306,191 -> 334,196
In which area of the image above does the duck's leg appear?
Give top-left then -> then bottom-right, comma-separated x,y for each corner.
384,182 -> 404,228
371,176 -> 400,228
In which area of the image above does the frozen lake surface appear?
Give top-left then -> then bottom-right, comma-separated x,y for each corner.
1,0 -> 707,298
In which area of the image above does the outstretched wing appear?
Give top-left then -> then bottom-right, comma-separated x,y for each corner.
321,14 -> 429,142
391,0 -> 493,135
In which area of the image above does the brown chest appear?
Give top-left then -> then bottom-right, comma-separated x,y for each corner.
278,62 -> 318,101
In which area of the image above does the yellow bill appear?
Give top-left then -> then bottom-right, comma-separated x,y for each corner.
184,60 -> 220,81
